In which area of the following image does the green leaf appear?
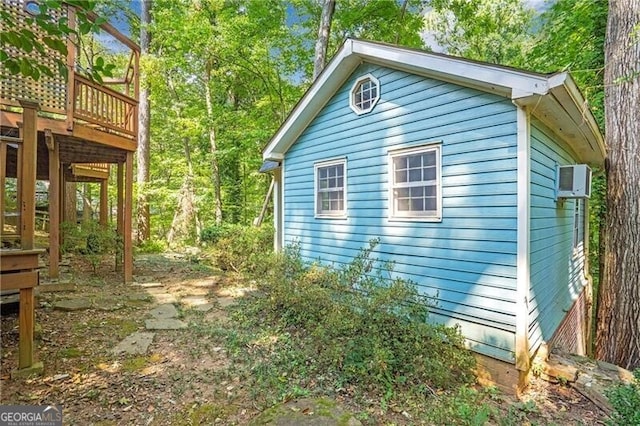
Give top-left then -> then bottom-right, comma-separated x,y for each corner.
42,36 -> 68,55
79,22 -> 93,35
96,56 -> 104,68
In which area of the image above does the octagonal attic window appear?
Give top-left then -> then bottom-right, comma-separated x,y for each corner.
350,74 -> 380,115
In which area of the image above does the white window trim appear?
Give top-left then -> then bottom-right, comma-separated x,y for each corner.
349,73 -> 380,115
388,142 -> 442,222
314,158 -> 347,219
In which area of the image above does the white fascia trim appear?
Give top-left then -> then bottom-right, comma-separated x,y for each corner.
552,75 -> 606,162
515,105 -> 531,372
350,41 -> 551,98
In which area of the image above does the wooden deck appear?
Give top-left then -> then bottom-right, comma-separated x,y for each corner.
1,0 -> 139,282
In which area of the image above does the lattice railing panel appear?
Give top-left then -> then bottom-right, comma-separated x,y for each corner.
0,0 -> 68,114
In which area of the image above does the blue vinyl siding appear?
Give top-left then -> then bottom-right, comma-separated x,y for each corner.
528,120 -> 588,355
282,63 -> 519,362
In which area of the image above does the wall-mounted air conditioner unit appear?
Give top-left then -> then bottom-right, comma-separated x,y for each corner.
557,164 -> 592,199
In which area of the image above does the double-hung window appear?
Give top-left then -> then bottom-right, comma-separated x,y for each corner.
389,144 -> 441,220
315,159 -> 346,217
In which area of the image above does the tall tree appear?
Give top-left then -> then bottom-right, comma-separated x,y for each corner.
596,0 -> 640,370
425,0 -> 534,65
136,0 -> 152,243
313,0 -> 335,80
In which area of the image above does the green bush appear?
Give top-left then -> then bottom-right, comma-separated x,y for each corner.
60,220 -> 120,272
606,369 -> 640,426
204,224 -> 274,274
232,239 -> 476,405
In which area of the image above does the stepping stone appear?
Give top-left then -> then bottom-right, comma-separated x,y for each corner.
112,332 -> 155,355
94,299 -> 124,312
131,282 -> 163,288
192,303 -> 214,312
145,318 -> 187,330
52,299 -> 91,311
182,296 -> 209,308
38,283 -> 76,293
127,293 -> 152,302
133,275 -> 155,283
149,304 -> 178,319
187,277 -> 220,288
217,297 -> 237,308
145,289 -> 178,304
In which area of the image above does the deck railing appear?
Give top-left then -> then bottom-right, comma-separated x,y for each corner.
0,0 -> 139,140
73,75 -> 137,137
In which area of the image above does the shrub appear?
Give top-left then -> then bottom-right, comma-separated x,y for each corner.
606,369 -> 640,426
60,220 -> 120,272
204,224 -> 274,274
233,239 -> 476,405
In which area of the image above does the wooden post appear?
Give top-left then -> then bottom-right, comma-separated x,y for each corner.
0,141 -> 6,237
100,177 -> 108,227
59,163 -> 66,253
19,101 -> 39,250
18,287 -> 35,369
116,161 -> 123,272
46,130 -> 60,278
124,151 -> 133,282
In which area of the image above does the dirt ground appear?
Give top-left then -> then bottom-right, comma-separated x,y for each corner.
1,253 -> 609,425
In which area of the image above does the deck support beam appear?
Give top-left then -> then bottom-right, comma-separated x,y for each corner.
46,129 -> 60,278
116,162 -> 124,272
100,177 -> 109,227
124,151 -> 133,282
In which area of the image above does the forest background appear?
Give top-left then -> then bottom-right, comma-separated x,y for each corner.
80,0 -> 606,271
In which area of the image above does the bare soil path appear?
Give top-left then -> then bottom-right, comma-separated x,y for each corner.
1,253 -> 609,425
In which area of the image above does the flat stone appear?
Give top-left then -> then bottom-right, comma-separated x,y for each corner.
149,304 -> 178,319
133,275 -> 155,283
127,293 -> 152,302
11,362 -> 44,379
250,398 -> 361,426
145,318 -> 187,330
37,283 -> 76,293
131,282 -> 164,288
112,332 -> 155,355
192,303 -> 214,312
187,277 -> 220,288
94,299 -> 124,312
147,291 -> 178,305
573,373 -> 613,414
53,299 -> 91,311
182,296 -> 210,308
217,297 -> 237,308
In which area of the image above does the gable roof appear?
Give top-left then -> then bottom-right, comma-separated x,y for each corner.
263,39 -> 605,166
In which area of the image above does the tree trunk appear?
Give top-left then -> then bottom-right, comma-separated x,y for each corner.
166,137 -> 198,245
313,0 -> 335,80
136,0 -> 152,243
82,183 -> 92,222
204,65 -> 223,225
595,0 -> 640,370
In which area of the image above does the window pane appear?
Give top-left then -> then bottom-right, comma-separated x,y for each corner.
394,157 -> 407,170
423,167 -> 436,181
319,168 -> 327,178
398,198 -> 409,211
425,198 -> 437,212
408,155 -> 421,168
336,164 -> 343,177
424,185 -> 436,196
410,186 -> 424,198
409,169 -> 422,182
422,152 -> 436,166
411,198 -> 423,211
395,170 -> 407,183
397,188 -> 410,198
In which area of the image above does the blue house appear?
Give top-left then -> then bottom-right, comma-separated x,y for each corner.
262,39 -> 605,390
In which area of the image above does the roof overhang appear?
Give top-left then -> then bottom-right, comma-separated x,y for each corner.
263,39 -> 605,167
